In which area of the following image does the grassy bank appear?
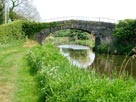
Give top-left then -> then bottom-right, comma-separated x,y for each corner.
27,43 -> 136,102
0,40 -> 38,102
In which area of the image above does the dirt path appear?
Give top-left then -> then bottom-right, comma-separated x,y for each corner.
0,49 -> 24,102
0,42 -> 38,102
0,49 -> 22,102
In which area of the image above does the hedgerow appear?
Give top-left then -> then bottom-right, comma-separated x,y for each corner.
0,20 -> 57,43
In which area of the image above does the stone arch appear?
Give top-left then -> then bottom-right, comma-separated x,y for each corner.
34,20 -> 115,49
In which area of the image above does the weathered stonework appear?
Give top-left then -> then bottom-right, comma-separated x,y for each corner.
34,20 -> 115,49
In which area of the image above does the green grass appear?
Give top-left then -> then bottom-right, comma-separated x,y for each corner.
0,40 -> 38,102
27,43 -> 136,102
0,40 -> 136,102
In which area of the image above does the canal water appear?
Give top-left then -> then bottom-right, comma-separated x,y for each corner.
58,45 -> 95,68
58,45 -> 136,77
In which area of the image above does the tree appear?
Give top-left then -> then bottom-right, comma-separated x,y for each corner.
15,2 -> 40,21
9,0 -> 23,21
0,0 -> 4,24
113,19 -> 136,54
9,10 -> 26,21
9,0 -> 40,21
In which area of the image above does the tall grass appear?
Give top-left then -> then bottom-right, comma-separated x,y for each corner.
27,43 -> 136,102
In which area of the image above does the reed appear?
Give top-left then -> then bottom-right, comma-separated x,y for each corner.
27,43 -> 136,102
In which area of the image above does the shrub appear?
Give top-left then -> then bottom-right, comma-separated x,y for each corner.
22,21 -> 57,38
0,20 -> 25,43
97,42 -> 111,53
0,20 -> 58,44
113,19 -> 136,54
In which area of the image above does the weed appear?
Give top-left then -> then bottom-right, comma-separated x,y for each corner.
27,43 -> 136,102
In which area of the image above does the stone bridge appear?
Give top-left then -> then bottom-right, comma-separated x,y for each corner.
34,20 -> 115,49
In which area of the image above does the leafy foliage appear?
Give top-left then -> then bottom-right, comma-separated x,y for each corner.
0,20 -> 25,43
54,29 -> 90,40
69,29 -> 90,40
0,20 -> 57,44
9,10 -> 27,21
0,0 -> 4,24
97,42 -> 111,53
54,29 -> 71,37
22,21 -> 57,38
113,19 -> 136,54
53,29 -> 94,48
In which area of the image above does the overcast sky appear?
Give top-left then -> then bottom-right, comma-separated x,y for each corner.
33,0 -> 136,21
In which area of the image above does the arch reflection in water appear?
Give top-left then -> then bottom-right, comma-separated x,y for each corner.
58,45 -> 95,68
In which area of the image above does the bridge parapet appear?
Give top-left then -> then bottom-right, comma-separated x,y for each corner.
43,16 -> 118,24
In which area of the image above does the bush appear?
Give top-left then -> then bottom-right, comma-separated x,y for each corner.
22,21 -> 57,38
0,20 -> 25,43
68,29 -> 90,41
0,20 -> 58,44
97,42 -> 111,53
54,29 -> 71,37
113,19 -> 136,54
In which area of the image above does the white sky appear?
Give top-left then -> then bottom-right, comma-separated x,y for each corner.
33,0 -> 136,21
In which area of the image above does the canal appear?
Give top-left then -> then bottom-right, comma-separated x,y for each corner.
58,45 -> 136,77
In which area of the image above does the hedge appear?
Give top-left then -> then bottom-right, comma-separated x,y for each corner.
0,20 -> 57,43
0,20 -> 24,43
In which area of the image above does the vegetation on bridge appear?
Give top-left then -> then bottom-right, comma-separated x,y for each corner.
0,19 -> 136,102
0,19 -> 135,54
0,20 -> 57,43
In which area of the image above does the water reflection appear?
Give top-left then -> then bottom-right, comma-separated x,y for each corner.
58,45 -> 95,68
58,45 -> 136,77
